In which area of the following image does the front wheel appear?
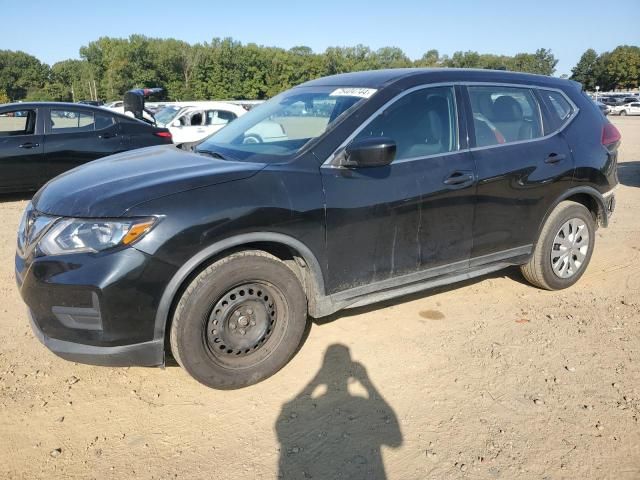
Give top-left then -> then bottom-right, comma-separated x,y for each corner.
521,201 -> 595,290
620,110 -> 627,116
170,250 -> 308,389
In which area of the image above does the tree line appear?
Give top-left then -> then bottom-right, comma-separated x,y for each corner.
570,46 -> 640,92
0,35 -> 636,103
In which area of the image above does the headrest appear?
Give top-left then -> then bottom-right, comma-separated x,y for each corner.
492,96 -> 523,122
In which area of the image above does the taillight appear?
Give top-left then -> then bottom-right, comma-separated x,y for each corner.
602,122 -> 621,147
154,131 -> 172,139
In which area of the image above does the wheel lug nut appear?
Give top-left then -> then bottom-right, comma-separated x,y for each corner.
230,323 -> 236,330
250,320 -> 256,326
247,308 -> 253,315
239,329 -> 246,335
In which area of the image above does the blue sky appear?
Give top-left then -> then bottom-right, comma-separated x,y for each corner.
1,0 -> 637,76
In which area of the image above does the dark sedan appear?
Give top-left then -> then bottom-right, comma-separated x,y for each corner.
0,102 -> 172,193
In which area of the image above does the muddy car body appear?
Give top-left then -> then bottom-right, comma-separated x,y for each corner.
16,69 -> 619,388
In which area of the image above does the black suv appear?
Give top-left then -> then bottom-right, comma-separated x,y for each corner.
16,69 -> 620,389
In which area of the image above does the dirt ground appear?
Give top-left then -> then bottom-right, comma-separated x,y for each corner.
1,117 -> 639,480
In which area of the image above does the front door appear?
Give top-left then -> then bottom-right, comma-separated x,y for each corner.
44,107 -> 122,179
0,107 -> 46,191
321,85 -> 477,294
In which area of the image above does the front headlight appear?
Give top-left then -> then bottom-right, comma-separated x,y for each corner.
39,217 -> 157,255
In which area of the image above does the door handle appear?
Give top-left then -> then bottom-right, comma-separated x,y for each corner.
545,153 -> 566,164
444,171 -> 475,186
18,142 -> 39,149
98,133 -> 117,139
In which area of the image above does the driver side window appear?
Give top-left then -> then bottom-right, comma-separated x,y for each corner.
353,86 -> 458,161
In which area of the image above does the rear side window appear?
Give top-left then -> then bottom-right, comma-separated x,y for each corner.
468,86 -> 543,147
94,112 -> 116,130
0,110 -> 36,136
50,110 -> 95,134
353,86 -> 458,160
541,90 -> 573,122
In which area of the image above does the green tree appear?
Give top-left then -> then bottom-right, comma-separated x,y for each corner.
0,50 -> 50,100
570,48 -> 598,90
606,45 -> 640,89
414,49 -> 441,67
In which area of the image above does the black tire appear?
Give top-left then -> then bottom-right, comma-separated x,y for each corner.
521,201 -> 596,290
170,250 -> 307,389
620,110 -> 627,116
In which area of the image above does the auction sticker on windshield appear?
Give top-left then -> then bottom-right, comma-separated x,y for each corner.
329,88 -> 377,98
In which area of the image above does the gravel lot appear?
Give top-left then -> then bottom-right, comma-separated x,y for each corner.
1,117 -> 639,480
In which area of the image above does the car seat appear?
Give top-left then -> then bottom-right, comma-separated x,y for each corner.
491,96 -> 533,143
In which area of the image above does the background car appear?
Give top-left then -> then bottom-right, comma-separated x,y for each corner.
610,101 -> 640,116
595,101 -> 610,116
164,102 -> 287,145
0,102 -> 172,193
77,100 -> 104,107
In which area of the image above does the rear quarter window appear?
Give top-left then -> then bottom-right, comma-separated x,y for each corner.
539,90 -> 577,134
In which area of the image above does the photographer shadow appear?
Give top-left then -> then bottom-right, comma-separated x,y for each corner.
276,344 -> 402,480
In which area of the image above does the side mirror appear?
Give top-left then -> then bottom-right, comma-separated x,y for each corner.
342,137 -> 396,168
171,119 -> 182,128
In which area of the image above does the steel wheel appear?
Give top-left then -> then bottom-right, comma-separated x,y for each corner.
203,281 -> 287,369
550,218 -> 589,279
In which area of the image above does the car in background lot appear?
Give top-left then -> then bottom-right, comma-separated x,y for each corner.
16,69 -> 620,390
610,101 -> 640,116
600,97 -> 626,107
77,100 -> 104,107
162,102 -> 286,145
103,101 -> 123,109
0,102 -> 172,193
595,101 -> 610,116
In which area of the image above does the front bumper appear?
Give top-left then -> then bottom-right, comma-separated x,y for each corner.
29,312 -> 164,366
16,246 -> 176,367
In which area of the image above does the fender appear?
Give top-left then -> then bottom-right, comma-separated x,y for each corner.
538,186 -> 610,242
151,232 -> 326,342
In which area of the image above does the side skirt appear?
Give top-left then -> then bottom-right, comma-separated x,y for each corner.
312,245 -> 531,317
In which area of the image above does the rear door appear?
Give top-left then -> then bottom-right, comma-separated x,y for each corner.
44,107 -> 122,179
465,84 -> 575,259
0,107 -> 46,191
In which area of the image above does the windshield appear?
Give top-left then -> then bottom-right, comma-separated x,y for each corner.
196,86 -> 376,160
154,105 -> 184,126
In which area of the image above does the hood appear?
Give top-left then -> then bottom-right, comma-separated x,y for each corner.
33,145 -> 266,217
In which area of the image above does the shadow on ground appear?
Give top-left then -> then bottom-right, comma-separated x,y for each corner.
275,344 -> 402,479
618,161 -> 640,188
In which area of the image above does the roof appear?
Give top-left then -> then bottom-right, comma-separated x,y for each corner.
0,101 -> 109,111
299,68 -> 576,90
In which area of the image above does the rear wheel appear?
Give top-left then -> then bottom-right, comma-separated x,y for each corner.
620,110 -> 627,116
242,134 -> 263,144
170,250 -> 308,389
521,201 -> 595,290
